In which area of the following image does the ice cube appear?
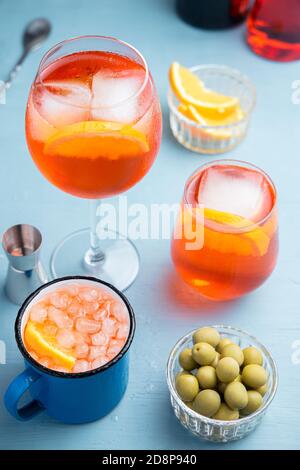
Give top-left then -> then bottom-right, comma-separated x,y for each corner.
92,307 -> 109,322
73,360 -> 89,373
83,301 -> 99,316
74,342 -> 89,359
88,345 -> 106,360
30,303 -> 47,323
78,287 -> 100,302
48,306 -> 73,329
111,302 -> 128,322
107,339 -> 124,358
197,165 -> 270,222
56,328 -> 75,349
91,70 -> 144,123
27,93 -> 56,142
91,357 -> 107,369
134,101 -> 153,135
73,331 -> 91,345
116,323 -> 129,340
68,299 -> 84,318
75,317 -> 101,334
35,80 -> 91,128
60,284 -> 80,297
49,291 -> 70,309
102,318 -> 117,336
91,332 -> 108,346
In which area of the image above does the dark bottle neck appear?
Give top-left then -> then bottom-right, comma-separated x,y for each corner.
176,0 -> 249,30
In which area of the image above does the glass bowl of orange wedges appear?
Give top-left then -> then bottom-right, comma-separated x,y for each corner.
168,63 -> 256,154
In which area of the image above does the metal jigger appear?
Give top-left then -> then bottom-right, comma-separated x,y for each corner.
2,224 -> 48,305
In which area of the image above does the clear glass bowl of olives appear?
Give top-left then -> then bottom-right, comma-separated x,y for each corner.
166,325 -> 278,443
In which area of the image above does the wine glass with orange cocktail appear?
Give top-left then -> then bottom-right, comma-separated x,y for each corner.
26,36 -> 162,289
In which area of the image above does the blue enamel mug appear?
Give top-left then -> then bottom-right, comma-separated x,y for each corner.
4,276 -> 135,424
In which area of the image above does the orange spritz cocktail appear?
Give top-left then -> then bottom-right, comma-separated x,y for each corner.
26,50 -> 161,199
171,161 -> 278,301
25,36 -> 162,289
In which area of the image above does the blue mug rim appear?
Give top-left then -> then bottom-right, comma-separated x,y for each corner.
15,275 -> 136,379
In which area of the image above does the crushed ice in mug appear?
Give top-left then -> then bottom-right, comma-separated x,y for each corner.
24,283 -> 130,373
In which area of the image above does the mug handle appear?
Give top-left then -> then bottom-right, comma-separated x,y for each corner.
4,368 -> 44,420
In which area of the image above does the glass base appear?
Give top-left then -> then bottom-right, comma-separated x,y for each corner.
50,228 -> 140,291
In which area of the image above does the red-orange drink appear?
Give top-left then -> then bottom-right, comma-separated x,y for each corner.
247,0 -> 300,62
24,282 -> 130,373
171,161 -> 278,301
26,51 -> 161,198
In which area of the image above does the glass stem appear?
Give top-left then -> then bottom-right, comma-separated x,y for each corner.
87,199 -> 105,264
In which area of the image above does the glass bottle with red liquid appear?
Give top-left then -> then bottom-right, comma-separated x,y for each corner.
247,0 -> 300,61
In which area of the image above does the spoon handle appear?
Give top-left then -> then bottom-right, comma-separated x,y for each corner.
5,50 -> 28,89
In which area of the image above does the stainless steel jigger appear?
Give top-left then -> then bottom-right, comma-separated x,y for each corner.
2,224 -> 48,305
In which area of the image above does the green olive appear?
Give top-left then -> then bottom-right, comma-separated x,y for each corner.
176,374 -> 199,402
218,374 -> 241,395
193,390 -> 221,418
242,364 -> 267,389
192,342 -> 216,366
196,366 -> 217,389
175,370 -> 191,386
213,403 -> 239,421
216,357 -> 240,383
256,383 -> 268,397
240,391 -> 263,416
193,327 -> 220,348
224,382 -> 248,411
216,338 -> 232,353
210,352 -> 220,368
243,347 -> 263,366
179,348 -> 198,371
221,343 -> 244,366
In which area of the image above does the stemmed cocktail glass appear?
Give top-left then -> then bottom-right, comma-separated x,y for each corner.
26,36 -> 162,290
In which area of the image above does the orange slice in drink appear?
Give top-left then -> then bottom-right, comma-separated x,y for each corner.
44,121 -> 149,159
24,320 -> 75,370
169,62 -> 238,119
204,208 -> 270,257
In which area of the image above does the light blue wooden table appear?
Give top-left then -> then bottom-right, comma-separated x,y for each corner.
0,0 -> 299,450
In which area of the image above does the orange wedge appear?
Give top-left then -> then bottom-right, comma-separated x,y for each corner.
204,208 -> 254,228
24,320 -> 75,370
169,62 -> 238,119
178,103 -> 244,127
44,121 -> 149,159
178,103 -> 243,141
204,208 -> 270,257
178,103 -> 206,125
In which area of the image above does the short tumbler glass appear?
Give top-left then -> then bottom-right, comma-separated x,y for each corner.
166,325 -> 278,443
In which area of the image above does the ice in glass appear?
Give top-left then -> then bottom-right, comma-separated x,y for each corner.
24,282 -> 130,373
25,36 -> 162,288
26,50 -> 161,199
171,161 -> 278,301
